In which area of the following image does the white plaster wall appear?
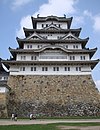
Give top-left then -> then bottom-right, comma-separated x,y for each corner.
24,43 -> 51,49
81,66 -> 91,72
41,34 -> 64,40
10,65 -> 19,72
55,43 -> 81,49
66,44 -> 82,49
24,44 -> 32,49
16,53 -> 89,61
37,21 -> 68,29
0,87 -> 9,93
39,51 -> 68,60
68,54 -> 89,61
17,54 -> 39,61
10,71 -> 91,75
39,52 -> 89,61
17,54 -> 21,60
60,22 -> 68,29
10,65 -> 91,75
24,43 -> 82,49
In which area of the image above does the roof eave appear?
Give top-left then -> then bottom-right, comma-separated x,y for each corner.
89,47 -> 97,58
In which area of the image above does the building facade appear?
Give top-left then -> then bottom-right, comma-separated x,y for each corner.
2,15 -> 100,117
0,58 -> 10,117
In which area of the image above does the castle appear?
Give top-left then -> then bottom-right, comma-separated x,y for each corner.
0,15 -> 100,117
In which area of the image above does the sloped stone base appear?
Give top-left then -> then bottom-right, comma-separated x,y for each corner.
0,93 -> 8,118
7,75 -> 100,117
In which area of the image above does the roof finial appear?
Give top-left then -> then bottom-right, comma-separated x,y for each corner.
37,14 -> 39,18
64,14 -> 66,18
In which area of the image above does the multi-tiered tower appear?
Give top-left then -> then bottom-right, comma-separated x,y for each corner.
3,16 -> 100,117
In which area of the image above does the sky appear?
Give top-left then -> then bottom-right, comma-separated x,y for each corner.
0,0 -> 100,91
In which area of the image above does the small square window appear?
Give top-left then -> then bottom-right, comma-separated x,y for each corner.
83,56 -> 85,60
20,67 -> 25,71
79,67 -> 81,71
42,67 -> 48,71
45,67 -> 48,71
53,67 -> 59,71
42,24 -> 44,27
68,67 -> 70,71
73,45 -> 75,48
31,67 -> 33,71
73,56 -> 75,60
76,45 -> 78,48
31,56 -> 34,60
27,45 -> 29,48
53,67 -> 56,71
46,24 -> 48,27
34,67 -> 36,71
42,67 -> 44,71
21,56 -> 26,60
76,67 -> 78,71
66,45 -> 68,48
57,67 -> 59,71
65,67 -> 67,71
30,45 -> 32,48
76,67 -> 81,71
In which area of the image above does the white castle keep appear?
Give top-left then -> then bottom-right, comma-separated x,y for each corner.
1,15 -> 100,117
3,15 -> 99,76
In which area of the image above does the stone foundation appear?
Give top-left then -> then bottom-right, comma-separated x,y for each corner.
7,75 -> 100,117
0,93 -> 8,118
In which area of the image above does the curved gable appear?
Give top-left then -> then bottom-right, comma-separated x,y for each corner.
35,45 -> 73,53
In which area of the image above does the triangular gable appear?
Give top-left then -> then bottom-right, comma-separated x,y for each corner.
26,32 -> 44,40
62,33 -> 79,40
44,23 -> 60,31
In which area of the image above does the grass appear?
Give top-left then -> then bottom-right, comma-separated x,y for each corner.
0,124 -> 58,130
0,122 -> 100,130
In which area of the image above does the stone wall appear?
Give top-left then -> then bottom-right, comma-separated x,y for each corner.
7,75 -> 100,117
0,93 -> 8,118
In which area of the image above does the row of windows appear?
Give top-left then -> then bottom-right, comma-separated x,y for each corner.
0,76 -> 8,80
20,55 -> 86,60
20,67 -> 81,72
43,36 -> 77,40
69,56 -> 85,60
21,56 -> 37,60
26,44 -> 79,49
42,24 -> 61,28
27,45 -> 32,48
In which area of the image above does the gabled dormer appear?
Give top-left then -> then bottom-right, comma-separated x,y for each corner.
43,22 -> 61,31
61,33 -> 79,40
26,32 -> 45,40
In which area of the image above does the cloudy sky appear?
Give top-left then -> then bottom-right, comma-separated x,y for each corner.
0,0 -> 100,91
